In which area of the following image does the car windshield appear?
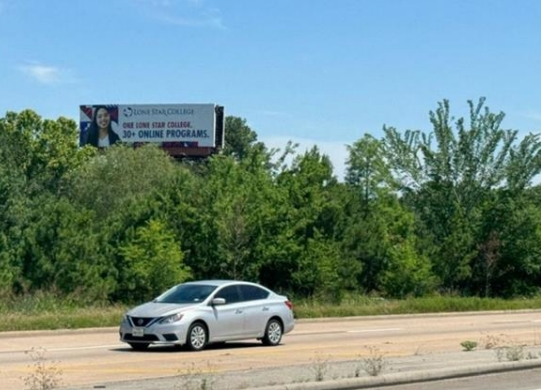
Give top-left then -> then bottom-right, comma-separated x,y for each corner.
155,284 -> 218,304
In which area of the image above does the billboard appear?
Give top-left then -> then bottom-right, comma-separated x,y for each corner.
79,104 -> 223,153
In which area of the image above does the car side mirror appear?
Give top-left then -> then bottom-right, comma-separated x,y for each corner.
212,298 -> 226,306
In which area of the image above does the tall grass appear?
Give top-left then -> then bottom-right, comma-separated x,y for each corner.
0,290 -> 127,332
2,290 -> 541,332
293,293 -> 541,318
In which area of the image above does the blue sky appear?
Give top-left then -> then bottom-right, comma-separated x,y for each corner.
1,0 -> 541,179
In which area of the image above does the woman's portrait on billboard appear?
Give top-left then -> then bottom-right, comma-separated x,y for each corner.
82,105 -> 121,148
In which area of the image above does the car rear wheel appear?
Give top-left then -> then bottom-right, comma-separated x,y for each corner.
262,318 -> 283,346
186,322 -> 208,351
129,342 -> 149,351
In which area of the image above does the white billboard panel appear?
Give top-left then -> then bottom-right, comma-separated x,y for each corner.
79,104 -> 217,148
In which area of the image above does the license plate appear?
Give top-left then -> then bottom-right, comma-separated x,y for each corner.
132,327 -> 144,337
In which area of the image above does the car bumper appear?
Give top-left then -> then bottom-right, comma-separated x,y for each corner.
119,323 -> 188,345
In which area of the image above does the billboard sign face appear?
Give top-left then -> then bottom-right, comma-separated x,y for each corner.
79,104 -> 217,148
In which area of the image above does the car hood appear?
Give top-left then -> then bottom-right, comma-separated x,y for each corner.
127,302 -> 199,318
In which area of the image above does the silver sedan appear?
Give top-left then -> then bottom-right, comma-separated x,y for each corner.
119,280 -> 295,351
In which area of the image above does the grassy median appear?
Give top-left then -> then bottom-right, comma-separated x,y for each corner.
2,292 -> 541,332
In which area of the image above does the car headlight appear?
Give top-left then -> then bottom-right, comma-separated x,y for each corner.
160,313 -> 184,324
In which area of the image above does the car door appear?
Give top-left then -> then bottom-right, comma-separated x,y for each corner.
239,285 -> 271,337
211,285 -> 245,340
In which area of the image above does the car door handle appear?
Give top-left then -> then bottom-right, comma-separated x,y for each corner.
262,307 -> 269,311
235,309 -> 243,314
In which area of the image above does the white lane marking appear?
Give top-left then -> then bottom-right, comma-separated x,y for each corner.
1,344 -> 126,355
47,344 -> 125,352
347,328 -> 402,333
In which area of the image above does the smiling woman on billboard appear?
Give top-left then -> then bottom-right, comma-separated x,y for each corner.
83,105 -> 121,148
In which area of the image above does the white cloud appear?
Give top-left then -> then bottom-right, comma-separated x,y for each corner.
260,136 -> 351,181
19,63 -> 72,85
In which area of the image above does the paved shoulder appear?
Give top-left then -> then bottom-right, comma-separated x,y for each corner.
63,348 -> 541,390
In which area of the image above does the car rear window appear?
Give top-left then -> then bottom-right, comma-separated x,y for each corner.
240,285 -> 270,301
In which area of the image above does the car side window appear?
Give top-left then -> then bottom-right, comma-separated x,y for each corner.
240,285 -> 269,301
215,285 -> 242,304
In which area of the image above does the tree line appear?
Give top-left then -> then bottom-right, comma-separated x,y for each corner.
1,98 -> 541,304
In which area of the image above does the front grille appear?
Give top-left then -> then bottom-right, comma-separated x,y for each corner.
129,316 -> 155,327
124,333 -> 160,342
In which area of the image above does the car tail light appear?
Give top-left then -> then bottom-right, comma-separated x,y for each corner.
285,300 -> 293,310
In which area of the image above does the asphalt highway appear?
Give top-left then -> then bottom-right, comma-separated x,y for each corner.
2,310 -> 541,389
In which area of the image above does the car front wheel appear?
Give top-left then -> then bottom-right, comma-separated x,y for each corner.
186,322 -> 208,351
262,318 -> 283,346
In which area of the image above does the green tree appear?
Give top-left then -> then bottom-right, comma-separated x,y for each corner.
223,116 -> 262,161
0,110 -> 94,295
0,110 -> 94,192
66,144 -> 179,218
64,144 -> 194,301
192,148 -> 279,281
344,134 -> 433,296
119,219 -> 191,302
0,162 -> 27,292
259,146 -> 346,297
346,134 -> 396,208
17,195 -> 115,300
208,155 -> 258,280
475,191 -> 541,297
380,236 -> 435,298
383,98 -> 541,294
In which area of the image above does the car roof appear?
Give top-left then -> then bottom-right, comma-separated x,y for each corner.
183,280 -> 257,287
